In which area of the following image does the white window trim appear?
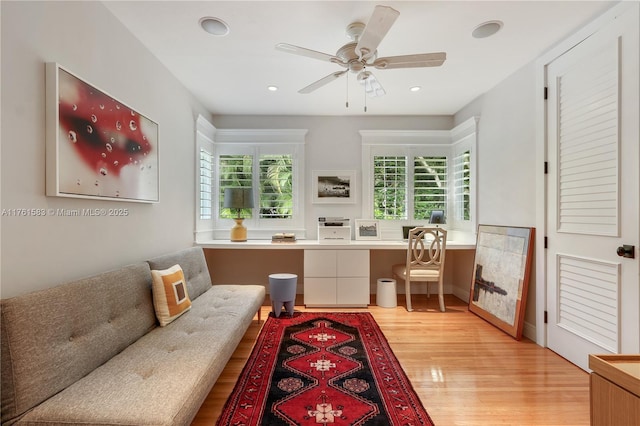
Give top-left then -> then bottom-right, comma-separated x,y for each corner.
360,117 -> 478,238
212,129 -> 307,240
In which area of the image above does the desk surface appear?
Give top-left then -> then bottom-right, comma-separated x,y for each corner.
198,236 -> 476,250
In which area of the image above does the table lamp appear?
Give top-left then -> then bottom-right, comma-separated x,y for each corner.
223,187 -> 254,242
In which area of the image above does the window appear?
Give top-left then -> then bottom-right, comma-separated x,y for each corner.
450,117 -> 477,231
212,129 -> 307,240
219,154 -> 254,219
195,117 -> 306,241
361,117 -> 477,235
373,156 -> 406,219
217,153 -> 294,220
259,154 -> 293,219
453,149 -> 471,221
414,155 -> 447,220
372,153 -> 448,221
195,115 -> 215,242
199,147 -> 213,220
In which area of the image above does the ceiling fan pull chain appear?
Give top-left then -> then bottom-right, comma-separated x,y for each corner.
364,86 -> 368,112
345,72 -> 349,108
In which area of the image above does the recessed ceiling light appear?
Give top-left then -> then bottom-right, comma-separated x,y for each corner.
267,85 -> 278,92
410,86 -> 421,92
199,17 -> 229,36
472,20 -> 503,39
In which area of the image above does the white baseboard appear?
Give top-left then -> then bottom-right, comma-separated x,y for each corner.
522,321 -> 537,343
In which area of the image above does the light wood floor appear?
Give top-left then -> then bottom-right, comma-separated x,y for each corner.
192,295 -> 590,425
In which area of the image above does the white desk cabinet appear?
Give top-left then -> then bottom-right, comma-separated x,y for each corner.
304,249 -> 370,307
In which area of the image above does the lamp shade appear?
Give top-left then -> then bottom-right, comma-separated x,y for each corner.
223,188 -> 254,209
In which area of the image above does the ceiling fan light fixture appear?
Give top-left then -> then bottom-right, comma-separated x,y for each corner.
410,86 -> 421,92
199,17 -> 230,36
472,20 -> 503,39
358,71 -> 385,97
267,85 -> 279,91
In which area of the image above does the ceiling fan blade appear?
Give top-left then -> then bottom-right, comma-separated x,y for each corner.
275,43 -> 347,66
357,71 -> 386,98
373,52 -> 447,69
355,5 -> 400,61
299,71 -> 347,94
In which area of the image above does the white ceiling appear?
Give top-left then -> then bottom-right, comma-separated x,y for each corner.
104,1 -> 615,116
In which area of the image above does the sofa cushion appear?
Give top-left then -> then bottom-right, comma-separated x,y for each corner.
148,247 -> 212,300
151,264 -> 192,326
0,263 -> 156,425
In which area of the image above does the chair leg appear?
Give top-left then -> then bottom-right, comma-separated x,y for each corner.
405,279 -> 413,312
438,279 -> 445,312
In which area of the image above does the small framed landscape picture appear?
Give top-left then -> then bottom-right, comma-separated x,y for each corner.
312,170 -> 356,204
355,219 -> 380,240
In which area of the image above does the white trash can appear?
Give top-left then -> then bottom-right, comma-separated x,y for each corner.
376,278 -> 397,308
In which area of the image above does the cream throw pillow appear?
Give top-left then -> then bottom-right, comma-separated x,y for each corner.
151,264 -> 191,326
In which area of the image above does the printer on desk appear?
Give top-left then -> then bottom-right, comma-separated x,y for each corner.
318,217 -> 351,243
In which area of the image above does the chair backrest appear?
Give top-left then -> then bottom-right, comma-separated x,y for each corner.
406,227 -> 447,271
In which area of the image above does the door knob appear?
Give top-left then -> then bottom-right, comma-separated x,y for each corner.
616,245 -> 635,258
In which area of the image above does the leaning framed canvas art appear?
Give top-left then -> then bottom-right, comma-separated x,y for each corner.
46,63 -> 159,202
468,225 -> 535,340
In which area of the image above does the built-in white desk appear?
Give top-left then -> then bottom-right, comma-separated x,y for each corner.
198,234 -> 477,307
197,232 -> 477,250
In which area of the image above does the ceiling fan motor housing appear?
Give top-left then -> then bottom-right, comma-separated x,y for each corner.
340,21 -> 377,73
337,42 -> 373,73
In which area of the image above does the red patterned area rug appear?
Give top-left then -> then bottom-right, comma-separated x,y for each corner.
216,312 -> 435,425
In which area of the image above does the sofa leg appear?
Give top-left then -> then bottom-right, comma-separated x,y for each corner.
257,308 -> 261,321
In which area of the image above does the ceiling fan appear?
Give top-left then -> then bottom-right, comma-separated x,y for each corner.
275,5 -> 446,102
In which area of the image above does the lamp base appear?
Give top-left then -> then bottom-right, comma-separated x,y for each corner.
230,218 -> 247,242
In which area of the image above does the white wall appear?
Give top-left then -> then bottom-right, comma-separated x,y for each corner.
212,114 -> 454,239
454,61 -> 538,334
0,1 -> 209,298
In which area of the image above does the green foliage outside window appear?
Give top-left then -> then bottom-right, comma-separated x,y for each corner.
373,155 -> 448,221
219,154 -> 294,220
373,156 -> 407,219
414,156 -> 447,220
259,155 -> 293,219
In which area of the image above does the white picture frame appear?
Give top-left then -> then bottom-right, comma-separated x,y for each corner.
312,170 -> 356,204
355,219 -> 381,240
46,63 -> 159,203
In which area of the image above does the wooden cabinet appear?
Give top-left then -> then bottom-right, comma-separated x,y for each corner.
304,249 -> 369,307
589,354 -> 640,425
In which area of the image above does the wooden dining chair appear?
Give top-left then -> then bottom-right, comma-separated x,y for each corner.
392,227 -> 447,312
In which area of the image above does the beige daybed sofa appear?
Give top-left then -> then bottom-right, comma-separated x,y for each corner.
1,247 -> 265,425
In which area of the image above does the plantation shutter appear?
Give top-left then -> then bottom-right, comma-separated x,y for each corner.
414,156 -> 447,220
453,150 -> 471,221
373,156 -> 407,220
199,147 -> 213,220
259,154 -> 293,219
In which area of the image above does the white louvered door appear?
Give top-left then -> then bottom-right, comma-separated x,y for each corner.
546,5 -> 639,371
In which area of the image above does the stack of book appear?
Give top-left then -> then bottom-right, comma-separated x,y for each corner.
271,233 -> 296,243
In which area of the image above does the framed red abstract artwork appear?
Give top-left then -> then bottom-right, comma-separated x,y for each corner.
46,63 -> 159,202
